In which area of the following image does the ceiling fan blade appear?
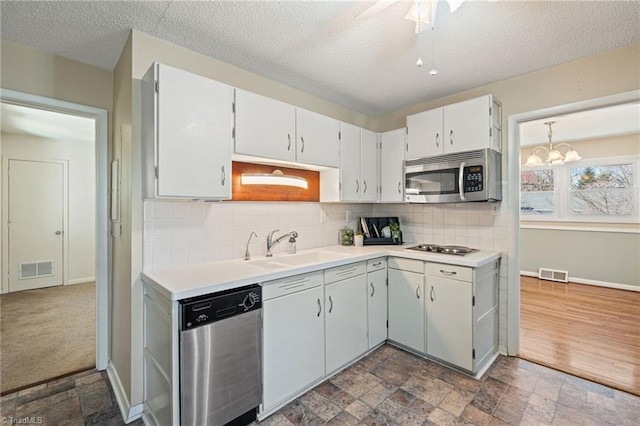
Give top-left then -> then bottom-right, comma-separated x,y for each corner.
355,0 -> 400,19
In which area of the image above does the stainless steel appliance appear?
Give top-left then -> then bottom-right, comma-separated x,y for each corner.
404,148 -> 501,203
406,244 -> 477,255
180,284 -> 262,426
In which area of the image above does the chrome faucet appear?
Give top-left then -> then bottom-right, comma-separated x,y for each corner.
266,229 -> 298,257
244,231 -> 258,261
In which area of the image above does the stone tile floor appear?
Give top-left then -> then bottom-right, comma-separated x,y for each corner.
2,345 -> 638,425
260,344 -> 640,426
0,369 -> 144,426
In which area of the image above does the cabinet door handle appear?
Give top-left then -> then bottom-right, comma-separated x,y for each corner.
372,261 -> 382,267
397,182 -> 401,194
221,166 -> 226,186
317,298 -> 321,317
363,180 -> 367,194
450,129 -> 454,145
287,134 -> 292,151
356,179 -> 360,193
440,269 -> 457,276
416,284 -> 420,299
435,132 -> 439,148
301,136 -> 305,153
329,295 -> 333,313
430,286 -> 435,302
370,282 -> 375,297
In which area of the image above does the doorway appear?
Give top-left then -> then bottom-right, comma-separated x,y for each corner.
507,90 -> 640,395
0,89 -> 109,393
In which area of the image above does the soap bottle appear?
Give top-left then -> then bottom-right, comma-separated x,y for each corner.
287,236 -> 297,254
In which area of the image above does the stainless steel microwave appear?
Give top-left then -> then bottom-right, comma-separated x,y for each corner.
404,148 -> 502,203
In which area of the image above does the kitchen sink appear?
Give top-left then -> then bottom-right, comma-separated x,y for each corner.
250,250 -> 349,269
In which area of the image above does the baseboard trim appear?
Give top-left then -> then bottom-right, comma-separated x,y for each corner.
106,362 -> 143,423
520,271 -> 639,292
68,277 -> 96,285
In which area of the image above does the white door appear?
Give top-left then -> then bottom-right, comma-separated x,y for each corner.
427,276 -> 473,370
388,268 -> 425,353
360,129 -> 378,202
156,63 -> 233,199
380,129 -> 405,202
325,275 -> 368,373
8,159 -> 64,292
339,122 -> 361,201
367,268 -> 388,348
406,108 -> 443,159
234,89 -> 296,162
262,286 -> 325,411
296,108 -> 340,167
444,96 -> 491,153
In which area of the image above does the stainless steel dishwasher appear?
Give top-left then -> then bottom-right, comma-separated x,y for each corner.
180,284 -> 262,426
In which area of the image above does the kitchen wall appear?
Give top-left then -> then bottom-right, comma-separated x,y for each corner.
521,228 -> 640,287
1,132 -> 96,285
143,201 -> 370,270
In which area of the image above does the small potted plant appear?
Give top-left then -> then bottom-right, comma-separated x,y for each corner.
389,219 -> 402,243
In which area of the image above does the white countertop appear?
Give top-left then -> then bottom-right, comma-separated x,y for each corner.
142,244 -> 502,300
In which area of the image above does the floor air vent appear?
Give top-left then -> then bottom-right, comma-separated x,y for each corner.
19,261 -> 54,279
538,268 -> 569,283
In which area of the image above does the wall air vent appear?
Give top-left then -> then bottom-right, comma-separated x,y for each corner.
19,261 -> 54,279
538,268 -> 569,283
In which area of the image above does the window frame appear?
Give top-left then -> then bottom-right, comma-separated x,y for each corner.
521,154 -> 640,224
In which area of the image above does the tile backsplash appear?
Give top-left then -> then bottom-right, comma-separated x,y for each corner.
143,198 -> 510,352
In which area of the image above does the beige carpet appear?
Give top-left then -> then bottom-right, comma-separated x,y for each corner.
0,282 -> 95,394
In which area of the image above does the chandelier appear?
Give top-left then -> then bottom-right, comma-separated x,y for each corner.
524,121 -> 582,167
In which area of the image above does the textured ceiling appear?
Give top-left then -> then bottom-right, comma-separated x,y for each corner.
1,1 -> 639,115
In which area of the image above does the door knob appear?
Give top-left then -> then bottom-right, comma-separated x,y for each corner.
55,230 -> 62,235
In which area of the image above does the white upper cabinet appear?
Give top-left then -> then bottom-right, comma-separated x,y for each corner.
234,89 -> 296,162
379,128 -> 405,203
339,124 -> 379,202
406,108 -> 443,160
444,95 -> 501,153
142,63 -> 233,200
360,129 -> 379,202
296,108 -> 340,168
339,122 -> 361,201
405,95 -> 502,158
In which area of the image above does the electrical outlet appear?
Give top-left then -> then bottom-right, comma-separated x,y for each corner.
490,205 -> 500,216
346,210 -> 352,222
320,209 -> 327,224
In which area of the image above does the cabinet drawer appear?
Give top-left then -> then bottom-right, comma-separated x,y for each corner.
426,263 -> 472,282
367,257 -> 387,272
388,257 -> 423,274
324,262 -> 366,284
263,271 -> 323,300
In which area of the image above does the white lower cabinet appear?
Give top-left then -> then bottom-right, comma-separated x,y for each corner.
367,258 -> 388,349
325,271 -> 368,373
387,258 -> 425,353
427,274 -> 473,370
262,273 -> 325,411
425,261 -> 499,373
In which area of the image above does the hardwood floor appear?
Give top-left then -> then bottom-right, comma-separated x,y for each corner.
519,275 -> 640,396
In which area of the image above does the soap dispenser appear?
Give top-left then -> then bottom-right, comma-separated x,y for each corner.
287,236 -> 297,254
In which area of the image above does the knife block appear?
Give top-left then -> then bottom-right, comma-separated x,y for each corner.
358,216 -> 403,246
